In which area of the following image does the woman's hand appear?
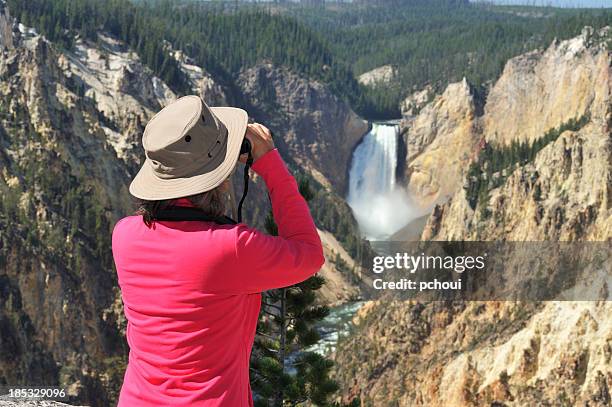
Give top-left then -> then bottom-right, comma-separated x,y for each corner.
240,122 -> 275,163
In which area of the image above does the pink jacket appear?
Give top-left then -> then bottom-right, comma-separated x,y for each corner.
112,149 -> 325,406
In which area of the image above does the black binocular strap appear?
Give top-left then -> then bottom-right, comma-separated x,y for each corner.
236,151 -> 253,223
153,207 -> 237,225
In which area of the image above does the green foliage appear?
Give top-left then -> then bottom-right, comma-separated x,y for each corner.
296,174 -> 315,202
465,115 -> 590,211
8,0 -> 190,93
7,0 -> 388,118
288,169 -> 373,284
293,351 -> 339,405
252,176 -> 337,406
10,1 -> 611,120
331,251 -> 361,286
310,187 -> 366,262
288,2 -> 612,106
100,356 -> 128,403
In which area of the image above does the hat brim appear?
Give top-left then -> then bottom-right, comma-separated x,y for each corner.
129,107 -> 248,201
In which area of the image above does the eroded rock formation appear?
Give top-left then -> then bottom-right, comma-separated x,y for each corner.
334,27 -> 611,406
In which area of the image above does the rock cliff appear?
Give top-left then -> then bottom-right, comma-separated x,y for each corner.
237,62 -> 368,194
337,299 -> 611,406
399,27 -> 610,215
357,65 -> 395,86
484,27 -> 610,146
0,18 -> 133,407
400,78 -> 482,210
0,4 -> 366,405
59,33 -> 229,170
334,27 -> 611,406
423,27 -> 611,242
422,117 -> 611,241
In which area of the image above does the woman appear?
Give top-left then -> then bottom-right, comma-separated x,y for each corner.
112,95 -> 325,406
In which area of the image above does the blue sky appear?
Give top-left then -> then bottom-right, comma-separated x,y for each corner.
471,0 -> 611,7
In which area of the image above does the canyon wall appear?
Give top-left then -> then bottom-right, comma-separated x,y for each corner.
400,27 -> 610,216
237,62 -> 368,194
334,27 -> 611,406
0,4 -> 365,404
400,78 -> 482,210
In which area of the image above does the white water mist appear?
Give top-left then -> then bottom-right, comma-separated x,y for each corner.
347,123 -> 415,239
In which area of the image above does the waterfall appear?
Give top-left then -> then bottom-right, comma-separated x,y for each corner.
347,123 -> 414,240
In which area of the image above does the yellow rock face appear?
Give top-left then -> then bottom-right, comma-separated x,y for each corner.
485,27 -> 610,146
401,27 -> 610,218
335,28 -> 612,407
401,78 -> 481,210
423,27 -> 611,242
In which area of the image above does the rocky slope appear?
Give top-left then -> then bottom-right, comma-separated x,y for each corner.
0,11 -> 133,406
337,300 -> 611,406
334,27 -> 611,406
357,65 -> 396,86
422,117 -> 611,241
237,62 -> 368,194
400,27 -> 610,215
60,32 -> 229,171
484,27 -> 610,147
423,26 -> 611,242
316,229 -> 361,305
0,3 -> 366,405
399,78 -> 482,210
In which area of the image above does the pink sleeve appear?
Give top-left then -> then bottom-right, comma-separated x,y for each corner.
231,148 -> 325,293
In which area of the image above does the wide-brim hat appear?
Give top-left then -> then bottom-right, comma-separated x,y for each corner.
129,95 -> 248,201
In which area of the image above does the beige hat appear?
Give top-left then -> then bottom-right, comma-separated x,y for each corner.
129,95 -> 248,200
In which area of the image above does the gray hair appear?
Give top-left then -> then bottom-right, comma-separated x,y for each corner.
136,187 -> 227,227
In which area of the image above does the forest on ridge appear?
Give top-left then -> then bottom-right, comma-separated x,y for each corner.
9,0 -> 612,119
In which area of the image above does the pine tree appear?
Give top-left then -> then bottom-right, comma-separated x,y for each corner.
250,175 -> 338,407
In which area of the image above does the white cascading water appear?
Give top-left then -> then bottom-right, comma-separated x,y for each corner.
347,123 -> 414,240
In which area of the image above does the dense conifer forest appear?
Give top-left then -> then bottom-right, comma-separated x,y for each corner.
8,0 -> 612,119
465,115 -> 591,214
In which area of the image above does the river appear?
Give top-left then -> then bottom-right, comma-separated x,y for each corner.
305,301 -> 365,356
309,121 -> 413,357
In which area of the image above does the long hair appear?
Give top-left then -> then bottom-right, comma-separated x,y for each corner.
136,187 -> 227,227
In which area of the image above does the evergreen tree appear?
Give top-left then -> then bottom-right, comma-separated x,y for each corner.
250,175 -> 338,406
464,115 -> 590,210
9,0 -> 612,120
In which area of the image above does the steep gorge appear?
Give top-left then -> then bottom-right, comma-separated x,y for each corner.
0,3 -> 367,404
423,26 -> 611,242
3,1 -> 611,405
334,27 -> 611,406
